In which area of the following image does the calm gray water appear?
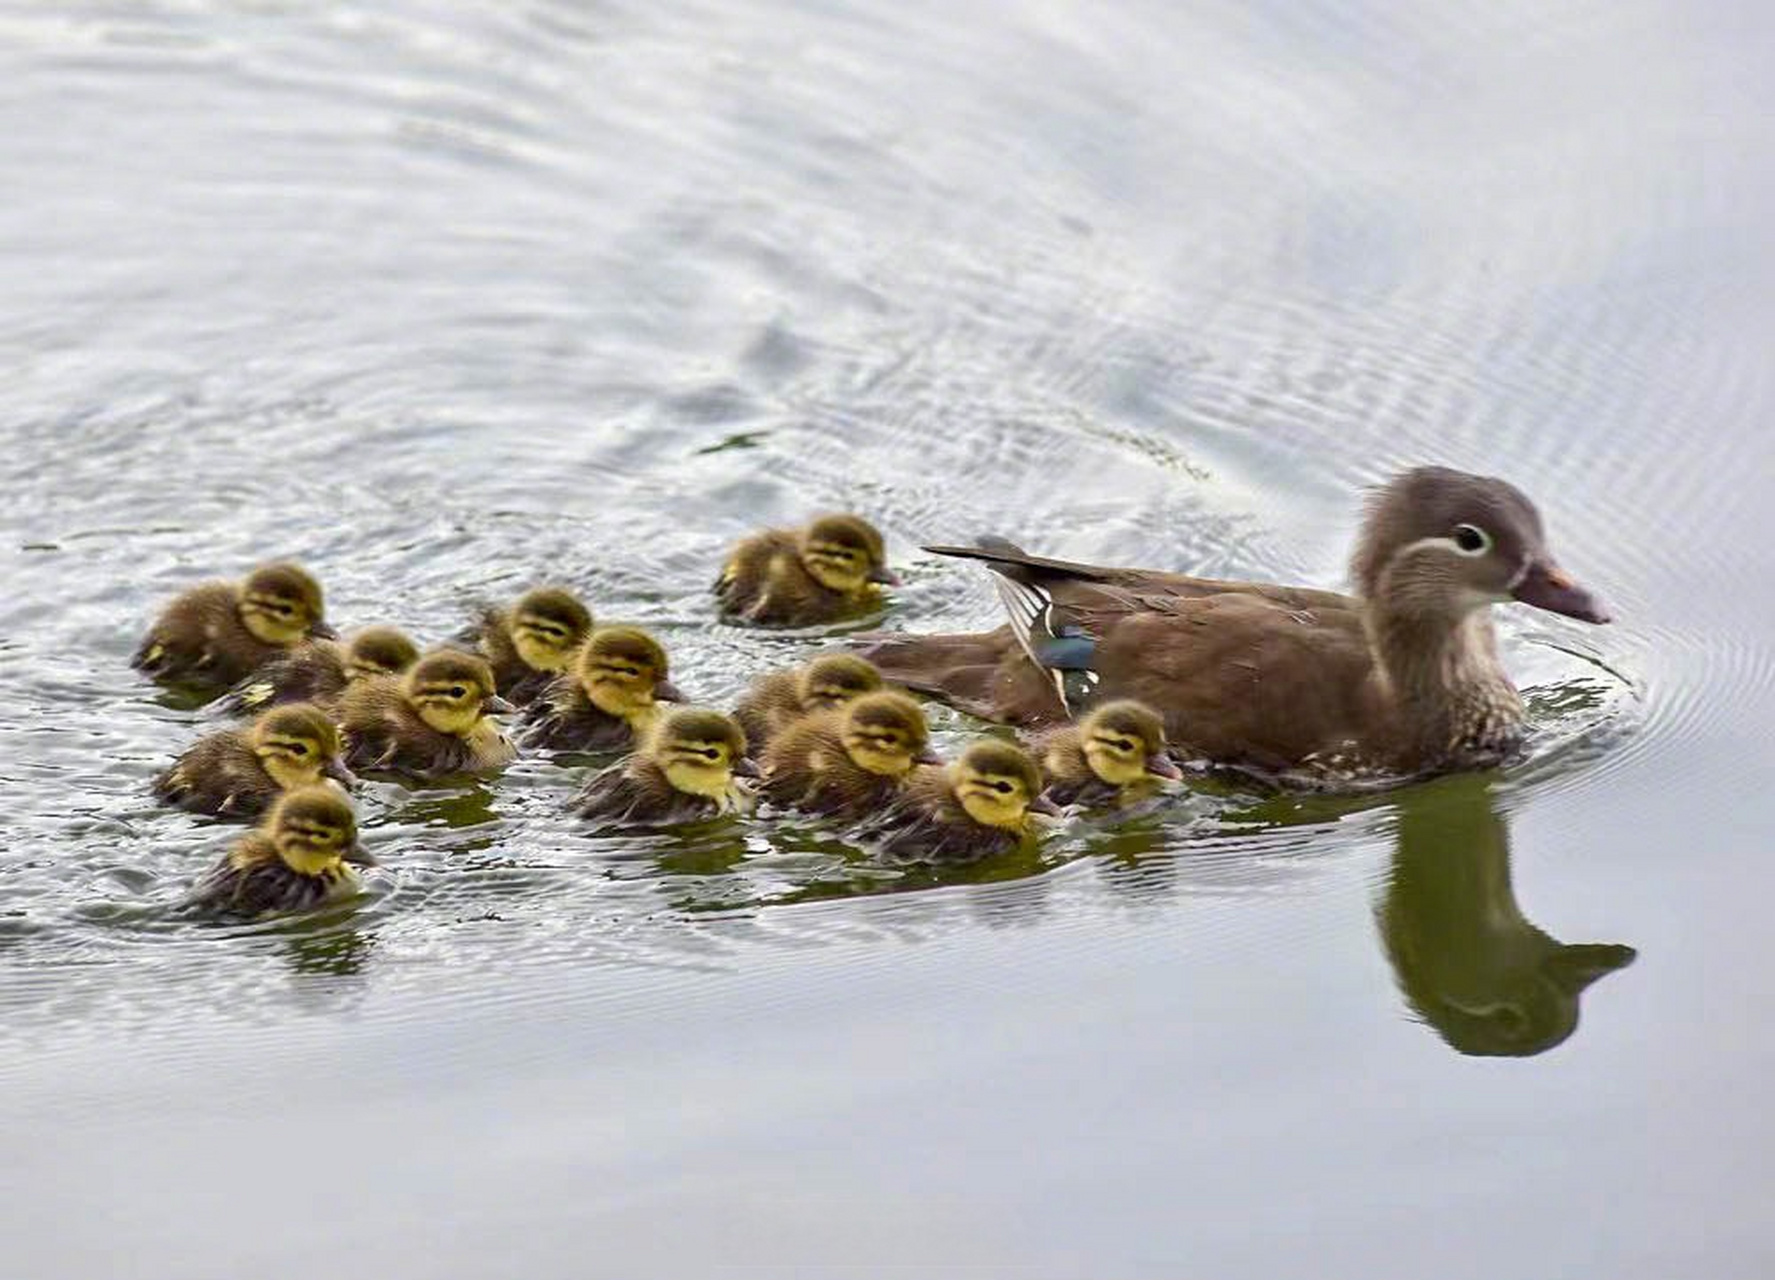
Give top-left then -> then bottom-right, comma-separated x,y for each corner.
3,1 -> 1772,1275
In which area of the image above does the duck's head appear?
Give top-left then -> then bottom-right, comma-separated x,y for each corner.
266,786 -> 364,876
237,562 -> 330,645
577,627 -> 680,723
403,650 -> 513,736
1079,699 -> 1182,788
649,707 -> 753,799
250,702 -> 352,790
510,587 -> 593,674
838,691 -> 935,777
344,626 -> 420,682
797,514 -> 898,594
797,653 -> 884,713
951,739 -> 1047,830
1351,467 -> 1610,624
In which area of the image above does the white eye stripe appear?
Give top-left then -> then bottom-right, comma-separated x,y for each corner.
1451,524 -> 1493,557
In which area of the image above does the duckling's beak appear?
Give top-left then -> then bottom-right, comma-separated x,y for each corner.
730,756 -> 762,778
1511,560 -> 1611,625
342,843 -> 378,868
483,694 -> 517,716
1145,752 -> 1183,781
309,620 -> 339,641
915,745 -> 944,765
323,757 -> 358,787
655,680 -> 686,703
868,565 -> 903,586
1028,793 -> 1065,817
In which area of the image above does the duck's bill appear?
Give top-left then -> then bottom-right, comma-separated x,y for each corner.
483,694 -> 518,715
868,566 -> 903,586
730,755 -> 762,779
1028,793 -> 1065,817
343,844 -> 378,868
655,680 -> 686,703
323,758 -> 358,787
1511,561 -> 1612,624
1145,752 -> 1184,781
308,621 -> 340,641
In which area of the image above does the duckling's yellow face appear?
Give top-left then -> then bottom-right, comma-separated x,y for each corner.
579,628 -> 672,725
798,654 -> 883,713
839,693 -> 929,777
405,653 -> 505,737
511,590 -> 593,675
251,705 -> 344,791
1080,701 -> 1171,789
798,515 -> 893,595
344,627 -> 419,683
953,743 -> 1043,830
652,709 -> 748,800
267,788 -> 359,877
237,563 -> 326,646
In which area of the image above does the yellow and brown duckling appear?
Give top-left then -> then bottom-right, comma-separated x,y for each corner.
570,707 -> 758,827
221,625 -> 421,717
1037,699 -> 1183,810
519,626 -> 682,753
732,652 -> 885,755
336,649 -> 516,780
154,701 -> 352,819
189,786 -> 370,916
759,690 -> 937,819
132,561 -> 332,691
870,739 -> 1058,866
714,513 -> 899,627
465,586 -> 594,705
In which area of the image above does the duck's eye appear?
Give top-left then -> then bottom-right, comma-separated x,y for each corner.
991,780 -> 1014,794
448,685 -> 468,699
1114,738 -> 1136,753
292,743 -> 311,756
1452,524 -> 1492,556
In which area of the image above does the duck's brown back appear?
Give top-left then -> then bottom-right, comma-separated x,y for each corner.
860,572 -> 1383,775
335,676 -> 472,777
732,668 -> 803,752
221,639 -> 349,716
134,581 -> 283,688
716,529 -> 860,626
760,711 -> 906,818
153,725 -> 275,817
517,677 -> 634,753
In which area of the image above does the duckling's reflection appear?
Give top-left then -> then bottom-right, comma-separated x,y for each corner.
1379,775 -> 1635,1057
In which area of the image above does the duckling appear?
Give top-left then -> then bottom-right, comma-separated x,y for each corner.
1037,699 -> 1183,810
154,702 -> 353,818
871,739 -> 1058,866
733,652 -> 885,754
189,786 -> 370,916
221,625 -> 420,716
519,626 -> 683,753
714,513 -> 899,627
132,561 -> 332,691
336,649 -> 517,780
464,586 -> 594,705
570,707 -> 759,827
759,690 -> 936,819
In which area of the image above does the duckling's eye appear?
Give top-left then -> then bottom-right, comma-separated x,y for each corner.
1452,524 -> 1492,556
1113,738 -> 1136,753
449,685 -> 468,699
291,743 -> 311,756
991,780 -> 1014,794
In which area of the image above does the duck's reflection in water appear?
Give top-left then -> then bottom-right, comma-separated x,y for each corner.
1379,775 -> 1635,1057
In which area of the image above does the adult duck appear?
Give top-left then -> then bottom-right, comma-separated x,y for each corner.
856,467 -> 1611,784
